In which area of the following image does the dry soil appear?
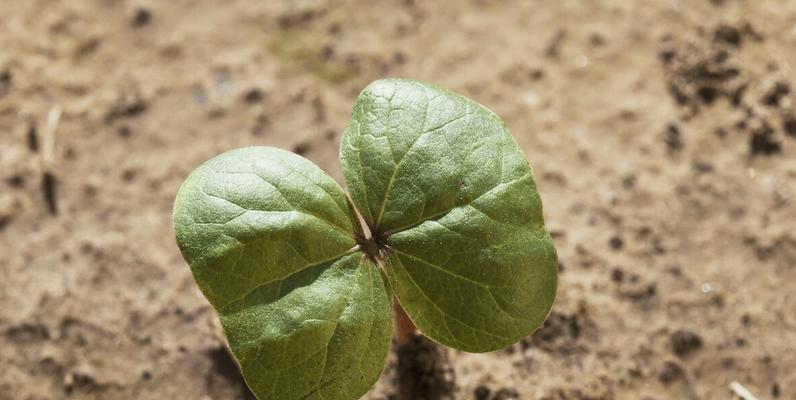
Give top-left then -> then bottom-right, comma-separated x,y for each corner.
1,1 -> 795,399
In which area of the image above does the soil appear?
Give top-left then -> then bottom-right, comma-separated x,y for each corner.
1,1 -> 795,399
396,334 -> 455,400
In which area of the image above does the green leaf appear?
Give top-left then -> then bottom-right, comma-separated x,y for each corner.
222,253 -> 392,399
174,147 -> 392,400
341,79 -> 557,352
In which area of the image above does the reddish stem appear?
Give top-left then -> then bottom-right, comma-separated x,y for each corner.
393,299 -> 416,345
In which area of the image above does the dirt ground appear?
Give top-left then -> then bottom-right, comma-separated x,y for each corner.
1,1 -> 795,399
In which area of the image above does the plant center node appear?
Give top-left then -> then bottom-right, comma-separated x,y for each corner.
356,227 -> 389,263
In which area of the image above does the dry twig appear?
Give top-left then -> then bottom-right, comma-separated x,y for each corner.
729,381 -> 759,400
40,106 -> 62,215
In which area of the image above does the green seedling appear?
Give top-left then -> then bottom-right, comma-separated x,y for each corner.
173,79 -> 558,400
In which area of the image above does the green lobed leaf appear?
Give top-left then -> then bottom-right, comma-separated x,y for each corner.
341,79 -> 558,352
222,253 -> 392,399
173,147 -> 392,400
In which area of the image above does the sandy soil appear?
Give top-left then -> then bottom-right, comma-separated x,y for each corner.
1,1 -> 795,399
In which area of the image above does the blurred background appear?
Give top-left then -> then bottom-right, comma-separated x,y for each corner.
1,1 -> 795,399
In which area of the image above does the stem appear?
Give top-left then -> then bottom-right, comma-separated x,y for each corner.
393,299 -> 416,346
347,189 -> 455,398
393,301 -> 454,400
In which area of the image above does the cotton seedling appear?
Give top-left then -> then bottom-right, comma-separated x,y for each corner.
174,78 -> 558,400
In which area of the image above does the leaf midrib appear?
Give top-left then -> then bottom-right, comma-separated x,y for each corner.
219,248 -> 360,314
372,99 -> 474,228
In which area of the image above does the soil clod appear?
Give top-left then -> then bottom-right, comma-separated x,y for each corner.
658,361 -> 685,384
474,385 -> 491,400
749,123 -> 782,156
6,323 -> 50,343
609,236 -> 624,251
664,123 -> 682,154
243,87 -> 264,104
782,116 -> 796,137
64,371 -> 98,395
610,268 -> 624,283
713,25 -> 742,47
761,81 -> 790,107
527,306 -> 590,355
105,90 -> 147,124
6,174 -> 24,188
670,330 -> 703,357
132,7 -> 152,27
661,21 -> 794,159
492,388 -> 519,400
